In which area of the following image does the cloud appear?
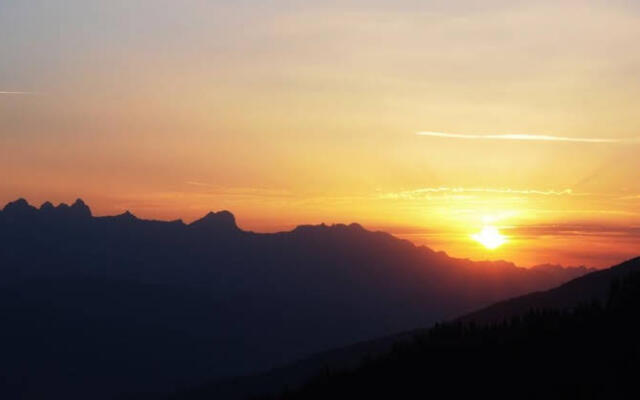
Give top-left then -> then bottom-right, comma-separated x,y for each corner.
506,223 -> 640,239
618,194 -> 640,200
379,187 -> 580,200
416,131 -> 640,144
184,181 -> 215,187
0,91 -> 33,94
184,181 -> 295,198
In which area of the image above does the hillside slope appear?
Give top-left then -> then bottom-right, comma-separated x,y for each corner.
260,257 -> 640,399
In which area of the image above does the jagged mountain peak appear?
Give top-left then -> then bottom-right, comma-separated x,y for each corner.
189,210 -> 239,231
2,198 -> 38,217
2,198 -> 92,220
116,210 -> 137,220
292,222 -> 367,233
69,198 -> 92,218
40,201 -> 55,211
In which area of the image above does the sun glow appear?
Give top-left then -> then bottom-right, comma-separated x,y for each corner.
472,225 -> 507,250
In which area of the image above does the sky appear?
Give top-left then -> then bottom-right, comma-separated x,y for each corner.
1,0 -> 639,268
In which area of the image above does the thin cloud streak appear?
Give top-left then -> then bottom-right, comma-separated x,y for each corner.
380,187 -> 581,200
506,223 -> 640,239
0,91 -> 33,94
416,131 -> 640,144
184,181 -> 295,198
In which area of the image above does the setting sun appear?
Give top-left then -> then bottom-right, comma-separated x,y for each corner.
471,225 -> 507,250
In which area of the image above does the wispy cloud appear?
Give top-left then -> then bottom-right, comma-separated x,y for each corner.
380,187 -> 581,200
618,194 -> 640,200
184,181 -> 295,198
507,223 -> 640,239
0,91 -> 33,95
416,131 -> 640,144
184,181 -> 215,187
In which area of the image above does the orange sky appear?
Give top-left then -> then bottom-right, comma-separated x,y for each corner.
1,1 -> 639,268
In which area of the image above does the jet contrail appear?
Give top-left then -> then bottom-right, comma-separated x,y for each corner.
416,131 -> 638,144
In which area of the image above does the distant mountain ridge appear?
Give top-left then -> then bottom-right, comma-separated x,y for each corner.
458,255 -> 640,324
0,198 -> 595,399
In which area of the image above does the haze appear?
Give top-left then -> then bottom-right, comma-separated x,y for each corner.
2,0 -> 639,267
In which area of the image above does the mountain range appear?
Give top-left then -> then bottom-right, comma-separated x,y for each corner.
0,199 -> 595,399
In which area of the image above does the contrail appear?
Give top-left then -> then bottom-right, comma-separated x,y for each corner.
416,131 -> 639,144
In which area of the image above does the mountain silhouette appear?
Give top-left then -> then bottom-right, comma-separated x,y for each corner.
0,198 -> 594,399
251,257 -> 640,400
458,256 -> 640,324
190,210 -> 238,229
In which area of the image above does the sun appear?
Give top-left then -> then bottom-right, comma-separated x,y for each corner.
471,225 -> 506,250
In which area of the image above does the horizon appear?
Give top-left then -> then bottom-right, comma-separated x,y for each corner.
2,1 -> 640,269
2,196 -> 632,269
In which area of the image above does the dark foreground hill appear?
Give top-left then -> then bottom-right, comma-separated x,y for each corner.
251,257 -> 640,400
0,198 -> 592,399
